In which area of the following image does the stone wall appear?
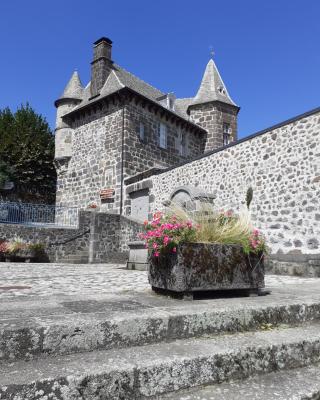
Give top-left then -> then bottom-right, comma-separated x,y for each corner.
56,96 -> 205,214
0,211 -> 92,263
125,108 -> 320,258
124,102 -> 205,177
0,211 -> 142,263
56,103 -> 123,212
91,213 -> 142,263
189,102 -> 238,151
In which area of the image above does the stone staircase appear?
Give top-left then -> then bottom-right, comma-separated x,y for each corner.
57,250 -> 89,264
1,291 -> 320,399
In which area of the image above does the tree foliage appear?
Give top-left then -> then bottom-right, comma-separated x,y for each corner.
0,104 -> 56,203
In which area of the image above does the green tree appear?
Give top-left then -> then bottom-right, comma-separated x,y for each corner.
0,161 -> 13,188
0,104 -> 56,203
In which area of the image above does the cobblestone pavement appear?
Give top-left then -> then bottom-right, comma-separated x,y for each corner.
0,262 -> 319,300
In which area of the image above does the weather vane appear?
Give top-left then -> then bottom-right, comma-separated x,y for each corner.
209,45 -> 215,58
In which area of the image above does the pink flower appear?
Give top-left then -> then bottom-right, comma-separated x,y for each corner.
143,220 -> 148,226
152,242 -> 158,249
172,247 -> 177,253
253,229 -> 259,236
163,236 -> 170,246
154,251 -> 160,257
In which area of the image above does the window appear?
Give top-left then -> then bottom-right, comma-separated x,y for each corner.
159,123 -> 167,149
177,130 -> 188,156
223,123 -> 231,146
139,122 -> 145,141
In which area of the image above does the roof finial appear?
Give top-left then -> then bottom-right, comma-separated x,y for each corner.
209,45 -> 215,58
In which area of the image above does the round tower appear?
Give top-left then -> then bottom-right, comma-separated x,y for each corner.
188,58 -> 240,152
54,71 -> 84,160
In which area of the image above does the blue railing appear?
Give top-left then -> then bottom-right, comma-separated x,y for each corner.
0,202 -> 79,228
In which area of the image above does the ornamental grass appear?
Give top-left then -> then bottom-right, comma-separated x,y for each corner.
141,200 -> 267,257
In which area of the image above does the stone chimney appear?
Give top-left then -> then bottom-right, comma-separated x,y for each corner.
90,37 -> 113,97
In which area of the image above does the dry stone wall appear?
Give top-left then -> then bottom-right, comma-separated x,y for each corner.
130,108 -> 320,257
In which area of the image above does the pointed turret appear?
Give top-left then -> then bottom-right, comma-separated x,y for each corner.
189,57 -> 240,152
54,71 -> 84,161
55,71 -> 84,106
193,59 -> 236,107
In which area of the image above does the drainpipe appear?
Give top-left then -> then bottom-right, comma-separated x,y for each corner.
119,103 -> 125,215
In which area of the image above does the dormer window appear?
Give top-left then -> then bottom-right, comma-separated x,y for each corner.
167,96 -> 174,110
223,123 -> 231,145
218,85 -> 226,95
156,93 -> 176,111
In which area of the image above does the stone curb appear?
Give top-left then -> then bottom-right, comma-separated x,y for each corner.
266,260 -> 320,277
1,323 -> 320,399
1,300 -> 320,362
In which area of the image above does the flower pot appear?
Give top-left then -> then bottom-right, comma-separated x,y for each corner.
148,242 -> 265,298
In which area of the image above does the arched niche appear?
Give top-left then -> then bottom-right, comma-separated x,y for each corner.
164,185 -> 216,211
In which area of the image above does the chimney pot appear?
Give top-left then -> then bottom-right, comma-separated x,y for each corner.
90,37 -> 113,97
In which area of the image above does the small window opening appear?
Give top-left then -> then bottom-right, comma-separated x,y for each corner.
223,123 -> 231,146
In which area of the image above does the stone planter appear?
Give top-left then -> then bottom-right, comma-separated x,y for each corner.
4,249 -> 47,263
5,250 -> 35,262
148,242 -> 265,298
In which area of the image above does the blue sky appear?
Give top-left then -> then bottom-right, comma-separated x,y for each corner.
0,0 -> 319,138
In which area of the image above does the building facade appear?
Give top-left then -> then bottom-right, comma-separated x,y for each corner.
54,37 -> 239,214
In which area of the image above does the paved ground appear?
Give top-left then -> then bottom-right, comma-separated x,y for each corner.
0,263 -> 319,323
0,262 -> 319,300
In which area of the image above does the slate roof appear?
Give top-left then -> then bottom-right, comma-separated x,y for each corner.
174,98 -> 194,119
60,58 -> 236,123
192,59 -> 237,107
57,71 -> 84,101
69,64 -> 166,114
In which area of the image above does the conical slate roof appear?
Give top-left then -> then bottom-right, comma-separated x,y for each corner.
192,59 -> 237,107
58,71 -> 84,101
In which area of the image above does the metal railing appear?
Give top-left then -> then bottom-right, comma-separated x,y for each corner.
0,202 -> 79,228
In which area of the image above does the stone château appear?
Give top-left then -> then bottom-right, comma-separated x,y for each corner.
54,37 -> 239,214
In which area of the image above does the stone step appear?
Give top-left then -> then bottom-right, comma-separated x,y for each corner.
159,363 -> 320,400
2,296 -> 320,362
1,323 -> 320,399
57,256 -> 89,263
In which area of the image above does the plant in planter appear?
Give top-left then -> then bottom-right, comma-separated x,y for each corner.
140,205 -> 267,299
2,238 -> 47,262
0,240 -> 9,262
